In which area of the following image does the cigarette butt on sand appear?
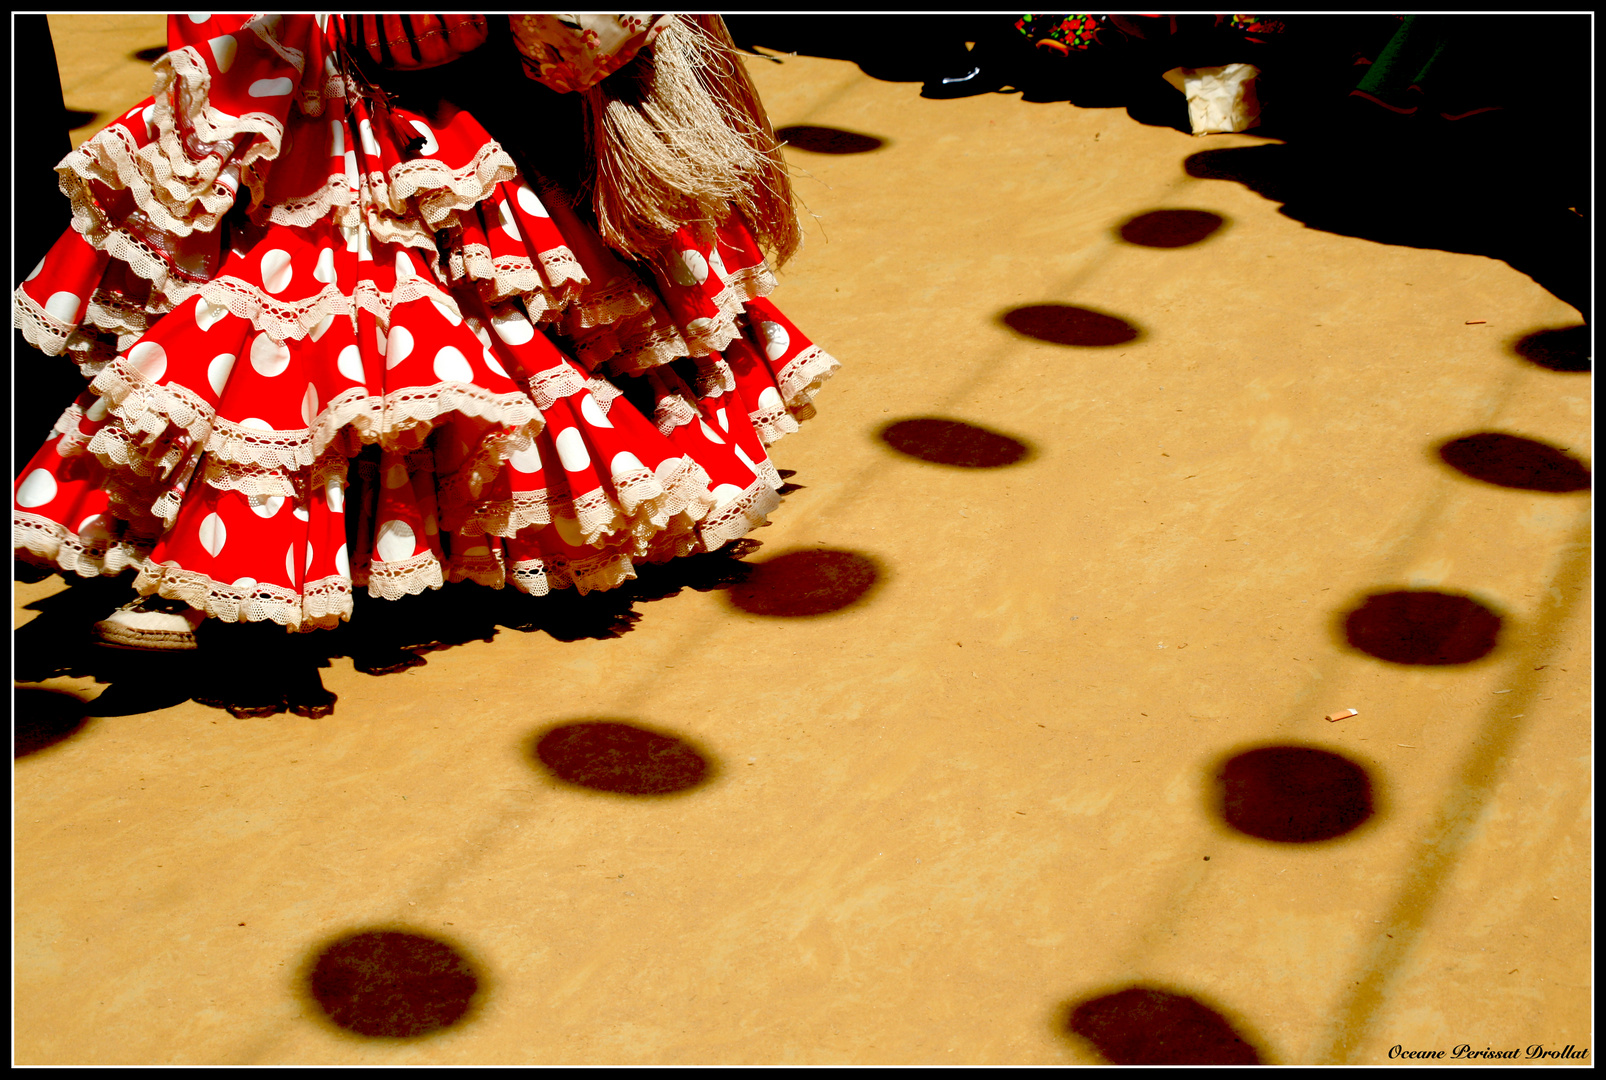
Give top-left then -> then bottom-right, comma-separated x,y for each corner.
1465,319 -> 1487,325
1325,708 -> 1359,722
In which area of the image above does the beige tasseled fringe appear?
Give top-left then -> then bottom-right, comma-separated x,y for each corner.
582,15 -> 801,268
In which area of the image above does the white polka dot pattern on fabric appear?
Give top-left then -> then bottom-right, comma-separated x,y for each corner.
336,344 -> 363,383
86,397 -> 110,422
128,341 -> 168,382
394,250 -> 414,279
759,321 -> 790,361
497,200 -> 521,240
334,543 -> 350,578
232,576 -> 258,590
16,469 -> 58,508
756,386 -> 783,411
385,326 -> 414,369
45,291 -> 83,323
344,150 -> 360,191
423,514 -> 438,536
313,247 -> 337,284
686,317 -> 713,335
305,542 -> 315,571
26,257 -> 45,281
579,393 -> 614,429
250,333 -> 292,377
375,520 -> 417,562
711,483 -> 745,506
241,417 -> 274,431
285,544 -> 298,583
552,513 -> 584,547
430,298 -> 462,326
260,248 -> 294,293
384,464 -> 409,489
208,34 -> 237,73
195,297 -> 229,331
409,120 -> 438,155
733,445 -> 758,472
508,442 -> 542,474
358,119 -> 381,156
481,349 -> 508,377
198,512 -> 227,557
76,514 -> 112,542
248,493 -> 285,519
433,346 -> 474,383
610,450 -> 645,476
325,475 -> 345,513
187,13 -> 210,23
671,249 -> 708,287
698,420 -> 725,445
716,407 -> 729,432
329,119 -> 345,158
491,308 -> 534,345
248,77 -> 295,98
301,385 -> 319,426
515,184 -> 548,217
554,428 -> 591,472
462,543 -> 490,557
309,311 -> 337,342
141,104 -> 157,141
293,503 -> 310,522
207,352 -> 237,396
709,247 -> 729,279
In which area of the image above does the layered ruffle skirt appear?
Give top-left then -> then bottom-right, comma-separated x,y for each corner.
13,14 -> 838,631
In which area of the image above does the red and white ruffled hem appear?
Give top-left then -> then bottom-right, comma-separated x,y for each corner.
13,13 -> 838,631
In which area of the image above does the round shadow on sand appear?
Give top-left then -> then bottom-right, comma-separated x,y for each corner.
532,719 -> 715,796
1063,985 -> 1263,1065
879,417 -> 1032,468
1436,432 -> 1591,492
725,549 -> 881,617
1512,325 -> 1590,372
304,929 -> 483,1039
1214,745 -> 1375,844
775,124 -> 885,154
14,686 -> 92,758
1117,209 -> 1227,248
1001,304 -> 1142,347
1339,589 -> 1503,666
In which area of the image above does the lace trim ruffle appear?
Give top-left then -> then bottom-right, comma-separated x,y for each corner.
697,475 -> 781,551
134,561 -> 352,631
14,510 -> 153,579
361,548 -> 446,601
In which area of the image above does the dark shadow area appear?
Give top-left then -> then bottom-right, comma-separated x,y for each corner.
1436,432 -> 1590,493
1001,304 -> 1143,347
724,548 -> 881,617
12,535 -> 775,720
531,719 -> 715,796
14,687 -> 93,758
879,417 -> 1033,468
63,108 -> 97,129
1118,209 -> 1226,248
14,15 -> 82,470
775,124 -> 886,155
726,15 -> 982,84
1339,589 -> 1504,666
1214,744 -> 1375,843
1185,141 -> 1589,320
303,928 -> 483,1039
1512,325 -> 1591,373
132,45 -> 167,63
1062,985 -> 1264,1065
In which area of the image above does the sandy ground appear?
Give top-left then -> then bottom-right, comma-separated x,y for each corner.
14,16 -> 1592,1066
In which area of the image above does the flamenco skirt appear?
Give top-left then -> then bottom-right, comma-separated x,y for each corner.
13,14 -> 838,631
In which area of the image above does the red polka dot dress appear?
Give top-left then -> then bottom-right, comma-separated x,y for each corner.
14,14 -> 838,632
